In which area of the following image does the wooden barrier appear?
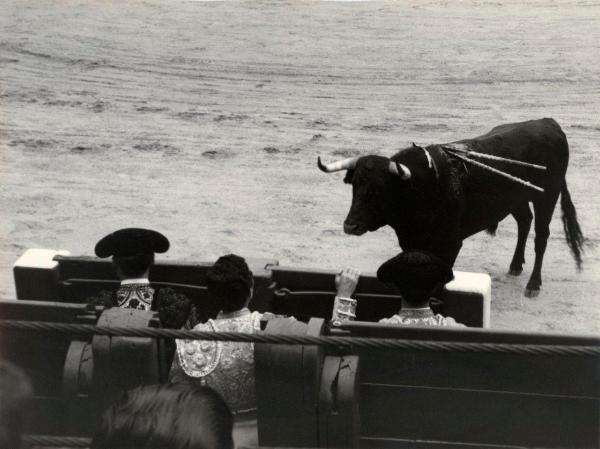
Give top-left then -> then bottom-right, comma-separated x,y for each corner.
2,303 -> 598,448
58,278 -> 217,323
318,355 -> 360,448
54,255 -> 277,312
14,250 -> 490,327
13,249 -> 71,301
0,300 -> 97,435
255,317 -> 326,447
0,300 -> 164,437
90,308 -> 164,424
13,250 -> 277,317
322,320 -> 600,449
269,266 -> 490,327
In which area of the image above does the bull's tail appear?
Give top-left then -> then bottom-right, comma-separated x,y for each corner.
560,181 -> 584,270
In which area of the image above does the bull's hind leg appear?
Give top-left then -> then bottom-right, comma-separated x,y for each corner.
525,189 -> 561,297
509,202 -> 533,276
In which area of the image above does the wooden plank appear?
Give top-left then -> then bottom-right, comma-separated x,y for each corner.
271,266 -> 487,302
22,397 -> 66,435
271,291 -> 483,328
271,266 -> 396,294
0,331 -> 73,396
59,278 -> 120,303
356,349 -> 599,397
360,437 -> 531,449
62,396 -> 95,437
90,308 -> 161,425
0,300 -> 98,435
338,355 -> 360,448
55,256 -> 276,313
271,267 -> 487,327
0,299 -> 91,322
360,384 -> 599,448
59,278 -> 212,309
319,356 -> 342,447
331,320 -> 600,345
303,319 -> 326,416
255,317 -> 321,447
270,290 -> 337,321
62,340 -> 95,435
55,256 -> 215,285
318,355 -> 360,448
327,322 -> 600,397
22,396 -> 95,436
433,290 -> 485,328
54,256 -> 117,280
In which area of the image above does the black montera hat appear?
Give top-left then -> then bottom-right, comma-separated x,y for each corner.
94,228 -> 170,258
377,251 -> 454,289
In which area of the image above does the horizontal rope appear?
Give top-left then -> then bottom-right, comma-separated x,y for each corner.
23,434 -> 90,447
1,319 -> 599,357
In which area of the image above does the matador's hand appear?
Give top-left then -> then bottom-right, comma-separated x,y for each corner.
335,267 -> 360,298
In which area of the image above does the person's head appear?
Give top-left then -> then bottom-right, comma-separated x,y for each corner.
206,254 -> 253,313
91,384 -> 234,449
377,251 -> 454,307
113,254 -> 155,279
0,360 -> 32,449
94,228 -> 170,280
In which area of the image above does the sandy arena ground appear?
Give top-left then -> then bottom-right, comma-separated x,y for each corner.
0,0 -> 598,333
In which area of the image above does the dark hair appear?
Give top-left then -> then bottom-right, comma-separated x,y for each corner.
155,288 -> 191,329
206,254 -> 253,313
0,360 -> 32,449
113,253 -> 155,278
91,384 -> 234,449
377,251 -> 454,307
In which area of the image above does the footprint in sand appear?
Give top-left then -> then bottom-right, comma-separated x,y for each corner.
263,146 -> 280,154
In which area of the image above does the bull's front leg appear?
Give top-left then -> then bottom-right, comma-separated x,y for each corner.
394,218 -> 462,267
441,241 -> 463,267
397,238 -> 462,268
435,211 -> 463,267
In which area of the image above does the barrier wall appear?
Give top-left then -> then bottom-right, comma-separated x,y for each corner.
14,250 -> 278,320
13,249 -> 491,327
0,300 -> 98,435
2,303 -> 598,448
324,321 -> 600,448
270,265 -> 490,327
0,300 -> 166,436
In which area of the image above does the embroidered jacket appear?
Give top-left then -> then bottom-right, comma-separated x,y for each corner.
379,307 -> 465,327
114,279 -> 155,310
170,308 -> 262,413
87,280 -> 190,329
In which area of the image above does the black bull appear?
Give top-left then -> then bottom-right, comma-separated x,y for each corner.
318,118 -> 584,297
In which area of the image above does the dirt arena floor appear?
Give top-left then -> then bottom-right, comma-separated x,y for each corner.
1,0 -> 598,333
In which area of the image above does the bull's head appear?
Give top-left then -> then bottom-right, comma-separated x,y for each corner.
318,154 -> 412,235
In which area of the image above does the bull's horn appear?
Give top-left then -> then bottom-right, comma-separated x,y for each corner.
389,161 -> 411,180
317,156 -> 358,173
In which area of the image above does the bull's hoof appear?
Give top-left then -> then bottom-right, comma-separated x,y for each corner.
508,268 -> 523,276
524,288 -> 540,298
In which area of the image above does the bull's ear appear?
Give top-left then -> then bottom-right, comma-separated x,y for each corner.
412,142 -> 418,148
